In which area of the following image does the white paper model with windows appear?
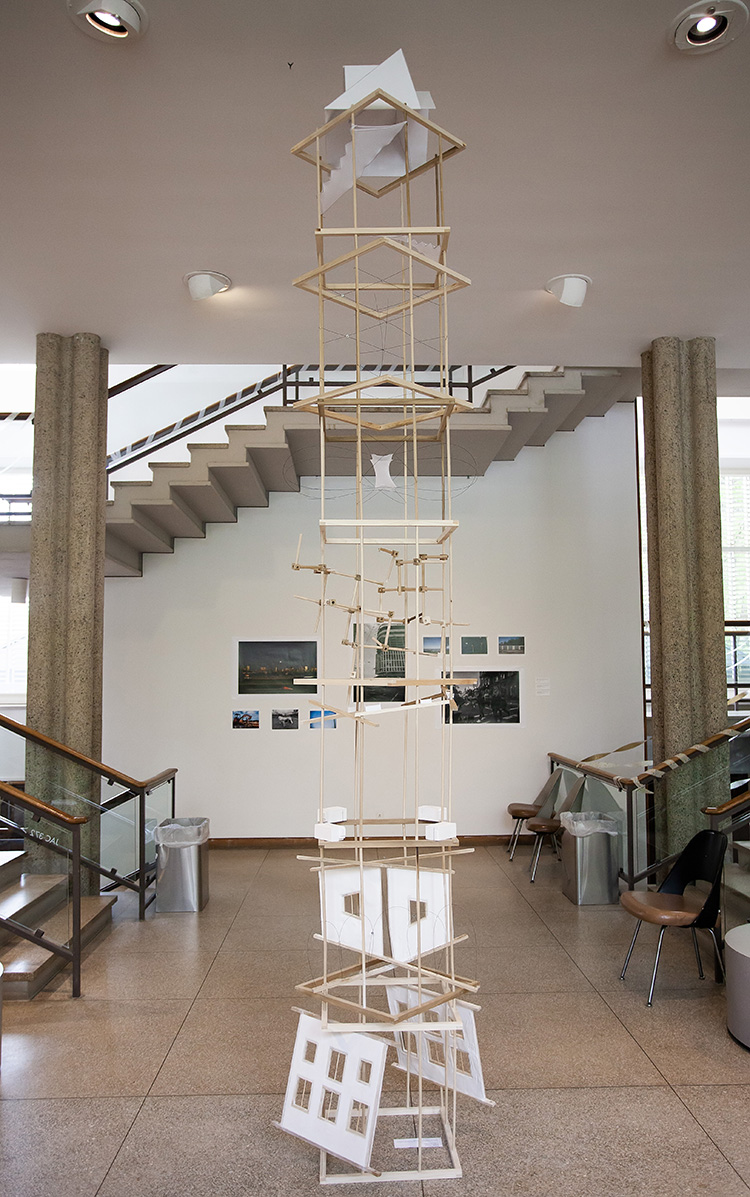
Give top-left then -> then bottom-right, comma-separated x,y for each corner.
276,50 -> 492,1184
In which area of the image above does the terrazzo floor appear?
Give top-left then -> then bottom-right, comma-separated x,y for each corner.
1,843 -> 749,1196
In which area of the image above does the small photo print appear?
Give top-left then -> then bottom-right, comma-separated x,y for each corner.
423,635 -> 449,655
233,710 -> 259,729
272,708 -> 299,730
461,635 -> 488,655
310,709 -> 337,730
498,636 -> 525,655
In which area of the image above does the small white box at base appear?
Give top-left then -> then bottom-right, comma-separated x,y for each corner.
424,821 -> 456,841
315,821 -> 347,842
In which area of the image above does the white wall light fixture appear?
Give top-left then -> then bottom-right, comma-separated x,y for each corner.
670,2 -> 748,52
183,272 -> 233,301
545,274 -> 591,308
67,1 -> 148,41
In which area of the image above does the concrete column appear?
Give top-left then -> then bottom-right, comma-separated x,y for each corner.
26,333 -> 108,876
641,336 -> 727,851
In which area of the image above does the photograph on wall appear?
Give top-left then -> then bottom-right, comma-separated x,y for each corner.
232,710 -> 260,729
445,671 -> 520,724
272,708 -> 299,730
422,635 -> 449,655
461,635 -> 488,655
498,636 -> 525,655
310,709 -> 337,730
353,621 -> 405,703
238,640 -> 317,695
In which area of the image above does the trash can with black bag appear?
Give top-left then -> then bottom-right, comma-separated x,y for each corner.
154,817 -> 210,912
560,811 -> 619,905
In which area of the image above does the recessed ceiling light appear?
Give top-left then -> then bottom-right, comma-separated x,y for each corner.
183,272 -> 233,301
670,2 -> 748,52
545,275 -> 591,308
66,1 -> 148,42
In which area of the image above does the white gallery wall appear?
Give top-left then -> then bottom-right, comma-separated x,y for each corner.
101,402 -> 644,838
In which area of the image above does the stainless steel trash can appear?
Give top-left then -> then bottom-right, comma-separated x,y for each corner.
726,923 -> 750,1049
560,812 -> 619,905
155,818 -> 210,912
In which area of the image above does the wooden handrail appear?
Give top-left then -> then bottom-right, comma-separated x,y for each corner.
550,714 -> 750,790
547,752 -> 641,789
0,777 -> 88,825
0,712 -> 176,793
702,787 -> 750,817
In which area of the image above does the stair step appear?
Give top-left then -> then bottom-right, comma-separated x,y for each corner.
0,849 -> 26,887
0,873 -> 70,944
1,894 -> 117,999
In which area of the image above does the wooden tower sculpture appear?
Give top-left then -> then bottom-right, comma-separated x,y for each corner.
277,51 -> 492,1184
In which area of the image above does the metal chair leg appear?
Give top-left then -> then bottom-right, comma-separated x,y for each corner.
508,818 -> 522,860
553,833 -> 562,862
647,926 -> 667,1006
707,927 -> 726,981
621,920 -> 642,980
691,926 -> 704,979
529,835 -> 544,883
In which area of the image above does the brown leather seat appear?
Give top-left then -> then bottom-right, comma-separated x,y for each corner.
619,829 -> 727,1005
620,889 -> 704,926
507,802 -> 542,820
505,768 -> 564,861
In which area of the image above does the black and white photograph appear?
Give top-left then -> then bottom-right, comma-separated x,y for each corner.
446,671 -> 520,724
272,708 -> 299,730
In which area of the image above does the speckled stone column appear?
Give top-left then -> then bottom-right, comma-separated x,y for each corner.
642,336 -> 728,853
26,333 -> 108,881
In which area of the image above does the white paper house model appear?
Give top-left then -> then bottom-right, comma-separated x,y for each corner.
279,1012 -> 388,1169
386,867 -> 451,963
387,987 -> 493,1106
319,865 -> 385,955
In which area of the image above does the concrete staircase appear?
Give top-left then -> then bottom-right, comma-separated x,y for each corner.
0,850 -> 116,999
103,367 -> 636,577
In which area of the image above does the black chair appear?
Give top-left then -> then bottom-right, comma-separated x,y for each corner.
526,775 -> 586,883
619,828 -> 727,1006
506,768 -> 565,861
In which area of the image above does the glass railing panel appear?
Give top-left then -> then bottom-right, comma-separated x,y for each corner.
722,807 -> 750,934
144,779 -> 174,872
0,720 -> 26,783
0,803 -> 74,956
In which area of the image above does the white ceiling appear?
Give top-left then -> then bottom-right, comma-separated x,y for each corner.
1,0 -> 749,371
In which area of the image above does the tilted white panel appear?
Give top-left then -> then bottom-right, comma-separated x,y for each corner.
280,1012 -> 388,1169
387,986 -> 492,1106
386,867 -> 450,963
319,865 -> 384,956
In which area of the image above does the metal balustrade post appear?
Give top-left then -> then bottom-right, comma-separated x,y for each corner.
138,788 -> 147,920
72,824 -> 82,997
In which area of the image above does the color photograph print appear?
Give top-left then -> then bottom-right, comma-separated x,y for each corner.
498,636 -> 525,655
272,708 -> 299,730
446,671 -> 520,724
353,621 -> 405,704
461,635 -> 488,655
232,710 -> 259,729
310,709 -> 337,730
423,634 -> 449,655
238,640 -> 317,695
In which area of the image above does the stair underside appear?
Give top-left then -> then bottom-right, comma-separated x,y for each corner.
0,368 -> 637,580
